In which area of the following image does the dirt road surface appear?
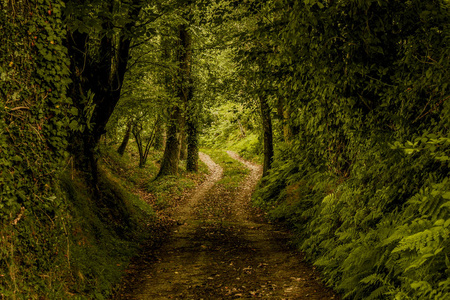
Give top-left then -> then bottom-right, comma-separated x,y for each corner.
114,152 -> 338,299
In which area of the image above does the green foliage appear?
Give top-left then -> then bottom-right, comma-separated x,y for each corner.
201,102 -> 261,161
145,158 -> 209,208
2,0 -> 449,298
101,143 -> 208,210
0,0 -> 72,221
0,1 -> 76,297
101,144 -> 160,187
0,2 -> 156,298
147,176 -> 197,208
230,133 -> 261,162
252,0 -> 450,299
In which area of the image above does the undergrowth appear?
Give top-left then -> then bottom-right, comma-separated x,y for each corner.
228,133 -> 262,164
60,170 -> 156,299
254,141 -> 450,299
0,166 -> 157,299
252,1 -> 450,299
201,102 -> 262,163
100,144 -> 161,189
0,139 -> 211,298
101,144 -> 209,210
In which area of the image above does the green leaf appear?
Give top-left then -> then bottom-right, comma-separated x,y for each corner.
444,219 -> 450,228
434,219 -> 445,226
70,107 -> 78,116
69,120 -> 79,131
411,281 -> 430,290
404,148 -> 416,155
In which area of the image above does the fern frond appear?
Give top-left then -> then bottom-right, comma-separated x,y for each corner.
392,225 -> 446,254
366,285 -> 389,300
360,273 -> 385,285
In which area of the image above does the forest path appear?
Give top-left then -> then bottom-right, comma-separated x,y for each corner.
114,152 -> 338,299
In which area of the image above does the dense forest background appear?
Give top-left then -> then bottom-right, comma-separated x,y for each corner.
1,0 -> 449,299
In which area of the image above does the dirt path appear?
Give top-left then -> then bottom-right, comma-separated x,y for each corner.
114,152 -> 338,299
174,152 -> 224,222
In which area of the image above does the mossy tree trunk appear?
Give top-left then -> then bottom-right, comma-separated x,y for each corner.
181,23 -> 199,173
179,115 -> 187,161
154,122 -> 164,150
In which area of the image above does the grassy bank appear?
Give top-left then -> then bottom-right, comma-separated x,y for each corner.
0,143 -> 212,299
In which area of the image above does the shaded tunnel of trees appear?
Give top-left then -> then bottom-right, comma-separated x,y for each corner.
1,0 -> 450,299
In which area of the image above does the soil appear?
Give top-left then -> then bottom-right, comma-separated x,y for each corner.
113,152 -> 339,299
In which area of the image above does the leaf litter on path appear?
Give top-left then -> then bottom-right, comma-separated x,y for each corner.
113,151 -> 339,299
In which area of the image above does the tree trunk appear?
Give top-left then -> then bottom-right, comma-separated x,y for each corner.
179,115 -> 187,160
157,23 -> 195,176
237,119 -> 246,138
276,97 -> 293,142
65,0 -> 142,183
260,95 -> 274,177
133,118 -> 159,169
153,121 -> 164,150
186,112 -> 198,172
283,106 -> 292,142
117,121 -> 132,156
179,23 -> 199,172
157,107 -> 182,176
132,125 -> 145,168
186,77 -> 197,172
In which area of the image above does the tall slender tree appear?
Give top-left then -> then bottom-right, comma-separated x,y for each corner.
259,94 -> 274,176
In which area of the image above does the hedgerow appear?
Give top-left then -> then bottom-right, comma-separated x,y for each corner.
253,1 -> 450,299
0,1 -> 154,298
0,1 -> 73,296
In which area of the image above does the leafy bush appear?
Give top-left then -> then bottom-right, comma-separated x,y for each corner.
230,133 -> 262,163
